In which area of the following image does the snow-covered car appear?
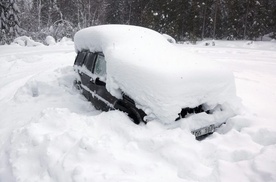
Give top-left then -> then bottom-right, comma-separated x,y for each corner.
73,25 -> 239,139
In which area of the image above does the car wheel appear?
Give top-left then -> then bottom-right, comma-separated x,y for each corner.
127,106 -> 144,125
114,100 -> 146,125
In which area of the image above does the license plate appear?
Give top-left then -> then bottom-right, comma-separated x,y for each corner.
192,124 -> 215,138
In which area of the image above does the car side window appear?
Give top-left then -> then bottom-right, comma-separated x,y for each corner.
75,52 -> 86,66
94,54 -> 106,76
83,52 -> 96,71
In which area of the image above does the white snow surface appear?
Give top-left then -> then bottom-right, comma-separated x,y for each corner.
0,40 -> 276,182
74,25 -> 239,126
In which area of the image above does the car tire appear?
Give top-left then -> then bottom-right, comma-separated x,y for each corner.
127,106 -> 144,125
115,100 -> 144,125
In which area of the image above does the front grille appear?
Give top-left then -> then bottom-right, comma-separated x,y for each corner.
176,104 -> 208,121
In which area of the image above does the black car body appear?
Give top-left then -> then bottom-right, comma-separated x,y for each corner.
74,51 -> 146,124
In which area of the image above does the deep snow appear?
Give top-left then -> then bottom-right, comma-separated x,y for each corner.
0,40 -> 276,182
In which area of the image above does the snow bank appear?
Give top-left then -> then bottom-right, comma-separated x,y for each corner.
74,25 -> 239,127
13,36 -> 43,47
57,37 -> 74,46
188,40 -> 276,50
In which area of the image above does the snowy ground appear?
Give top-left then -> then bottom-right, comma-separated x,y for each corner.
0,41 -> 275,182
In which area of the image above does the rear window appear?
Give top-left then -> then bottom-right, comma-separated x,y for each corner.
74,52 -> 86,66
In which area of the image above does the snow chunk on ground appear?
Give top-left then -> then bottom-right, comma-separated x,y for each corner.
45,36 -> 56,46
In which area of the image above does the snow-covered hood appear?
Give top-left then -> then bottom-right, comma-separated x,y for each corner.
74,25 -> 238,123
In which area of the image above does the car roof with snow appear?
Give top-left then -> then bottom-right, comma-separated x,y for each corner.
74,24 -> 169,52
74,25 -> 237,126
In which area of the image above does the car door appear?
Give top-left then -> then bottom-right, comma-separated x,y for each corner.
89,53 -> 117,111
79,52 -> 96,101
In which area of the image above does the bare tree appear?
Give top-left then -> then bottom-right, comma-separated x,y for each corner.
213,0 -> 219,39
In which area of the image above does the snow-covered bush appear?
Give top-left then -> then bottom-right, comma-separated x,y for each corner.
256,33 -> 275,41
45,36 -> 56,46
50,20 -> 77,41
16,22 -> 77,45
57,37 -> 74,46
13,36 -> 43,47
0,0 -> 21,45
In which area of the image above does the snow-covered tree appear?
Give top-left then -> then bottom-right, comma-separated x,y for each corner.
2,0 -> 275,43
0,0 -> 20,44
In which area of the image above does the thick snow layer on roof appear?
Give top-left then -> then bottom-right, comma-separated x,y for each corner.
74,25 -> 239,125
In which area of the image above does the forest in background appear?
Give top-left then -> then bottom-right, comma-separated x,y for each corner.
1,0 -> 276,45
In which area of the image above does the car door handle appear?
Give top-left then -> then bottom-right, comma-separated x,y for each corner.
95,78 -> 106,86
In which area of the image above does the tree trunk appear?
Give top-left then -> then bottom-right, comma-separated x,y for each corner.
38,0 -> 42,30
201,4 -> 207,40
213,0 -> 218,39
128,2 -> 132,25
88,0 -> 91,26
243,0 -> 249,39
